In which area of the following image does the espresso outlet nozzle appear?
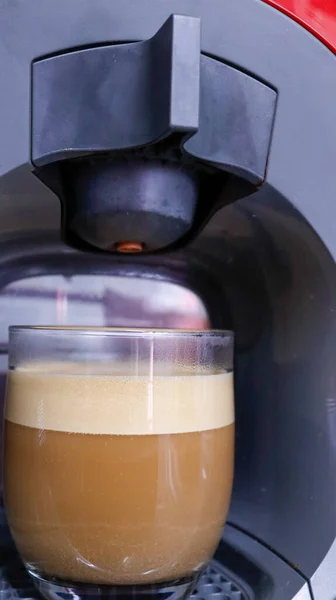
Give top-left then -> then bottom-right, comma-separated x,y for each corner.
63,158 -> 199,253
116,242 -> 144,254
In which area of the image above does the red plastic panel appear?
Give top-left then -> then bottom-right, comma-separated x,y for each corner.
263,0 -> 336,53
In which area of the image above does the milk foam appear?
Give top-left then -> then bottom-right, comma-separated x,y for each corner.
5,365 -> 234,435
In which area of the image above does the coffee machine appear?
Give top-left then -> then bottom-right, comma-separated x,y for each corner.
0,0 -> 335,599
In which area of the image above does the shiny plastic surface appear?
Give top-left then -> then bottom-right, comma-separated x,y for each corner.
263,0 -> 336,53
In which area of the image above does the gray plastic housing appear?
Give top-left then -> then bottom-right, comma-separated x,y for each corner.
31,14 -> 276,252
31,15 -> 276,185
0,1 -> 335,599
31,15 -> 201,165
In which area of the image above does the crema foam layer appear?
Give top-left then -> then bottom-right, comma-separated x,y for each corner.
5,365 -> 234,435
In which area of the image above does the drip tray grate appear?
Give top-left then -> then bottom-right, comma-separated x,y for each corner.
192,563 -> 248,599
0,557 -> 249,600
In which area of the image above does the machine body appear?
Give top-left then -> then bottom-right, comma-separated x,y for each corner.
263,0 -> 336,52
0,1 -> 335,599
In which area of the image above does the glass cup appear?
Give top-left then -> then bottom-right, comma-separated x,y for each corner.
4,327 -> 234,600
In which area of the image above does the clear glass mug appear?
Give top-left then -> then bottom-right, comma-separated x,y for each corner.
4,327 -> 234,600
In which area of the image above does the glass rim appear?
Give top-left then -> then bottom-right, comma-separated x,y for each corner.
8,326 -> 233,339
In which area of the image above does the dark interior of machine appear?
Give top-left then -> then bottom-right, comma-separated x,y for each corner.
0,181 -> 334,586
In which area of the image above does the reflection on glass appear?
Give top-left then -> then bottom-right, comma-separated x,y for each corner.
0,275 -> 209,337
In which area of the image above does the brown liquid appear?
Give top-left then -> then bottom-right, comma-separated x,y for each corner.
4,422 -> 234,585
4,367 -> 234,585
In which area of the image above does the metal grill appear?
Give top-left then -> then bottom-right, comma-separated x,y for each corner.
0,556 -> 248,600
192,563 -> 248,599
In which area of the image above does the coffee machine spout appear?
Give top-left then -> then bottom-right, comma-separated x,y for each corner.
31,13 -> 276,253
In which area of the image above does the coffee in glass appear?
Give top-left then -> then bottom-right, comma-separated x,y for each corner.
4,327 -> 234,600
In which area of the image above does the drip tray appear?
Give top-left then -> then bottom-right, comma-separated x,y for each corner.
0,556 -> 249,600
192,563 -> 249,599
